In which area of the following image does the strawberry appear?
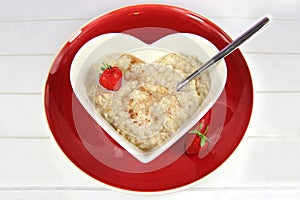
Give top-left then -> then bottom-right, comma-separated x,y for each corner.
99,63 -> 122,91
185,133 -> 201,155
184,111 -> 211,155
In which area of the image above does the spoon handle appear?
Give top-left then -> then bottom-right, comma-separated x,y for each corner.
176,17 -> 270,91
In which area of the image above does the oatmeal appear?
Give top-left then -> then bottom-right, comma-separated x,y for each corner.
85,53 -> 210,152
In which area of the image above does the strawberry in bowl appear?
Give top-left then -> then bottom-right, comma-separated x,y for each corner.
99,63 -> 123,91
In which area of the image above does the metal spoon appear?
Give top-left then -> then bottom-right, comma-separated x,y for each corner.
176,17 -> 270,91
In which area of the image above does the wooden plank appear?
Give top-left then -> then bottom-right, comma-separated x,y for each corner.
197,137 -> 300,188
0,94 -> 48,137
0,138 -> 95,187
248,92 -> 300,136
247,53 -> 300,92
0,137 -> 299,189
1,92 -> 300,137
0,19 -> 299,55
0,20 -> 86,55
0,56 -> 52,93
211,18 -> 300,54
0,0 -> 299,20
1,53 -> 300,94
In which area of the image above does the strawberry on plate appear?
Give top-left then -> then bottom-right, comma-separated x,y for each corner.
184,111 -> 211,155
99,63 -> 122,91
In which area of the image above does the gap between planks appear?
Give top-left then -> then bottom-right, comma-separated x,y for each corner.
1,16 -> 300,23
0,186 -> 300,191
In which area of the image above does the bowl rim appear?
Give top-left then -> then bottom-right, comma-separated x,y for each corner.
69,32 -> 228,163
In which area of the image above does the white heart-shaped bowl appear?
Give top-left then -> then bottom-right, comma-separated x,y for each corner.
70,32 -> 227,163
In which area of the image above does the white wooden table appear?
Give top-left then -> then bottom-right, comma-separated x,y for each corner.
1,0 -> 300,199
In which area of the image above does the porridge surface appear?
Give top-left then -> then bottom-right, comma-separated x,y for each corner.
85,53 -> 210,152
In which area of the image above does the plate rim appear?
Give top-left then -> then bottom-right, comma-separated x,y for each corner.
43,4 -> 254,194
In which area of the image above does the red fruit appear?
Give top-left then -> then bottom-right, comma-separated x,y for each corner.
185,134 -> 201,155
184,110 -> 211,155
99,65 -> 122,91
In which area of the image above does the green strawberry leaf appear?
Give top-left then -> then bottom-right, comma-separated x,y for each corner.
198,122 -> 203,131
189,129 -> 200,134
203,126 -> 209,136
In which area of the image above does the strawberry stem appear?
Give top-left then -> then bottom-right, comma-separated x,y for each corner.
203,125 -> 209,136
198,122 -> 203,131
